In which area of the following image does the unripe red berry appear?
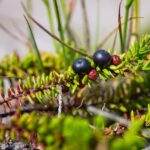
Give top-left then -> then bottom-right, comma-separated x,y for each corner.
112,55 -> 121,65
88,69 -> 98,80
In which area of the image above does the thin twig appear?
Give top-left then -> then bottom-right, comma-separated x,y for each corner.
0,24 -> 28,46
112,27 -> 118,51
11,19 -> 28,39
22,3 -> 91,58
0,76 -> 23,79
0,15 -> 28,39
66,26 -> 79,46
0,105 -> 56,118
88,106 -> 130,126
96,27 -> 119,49
96,16 -> 143,50
87,106 -> 150,138
81,0 -> 90,49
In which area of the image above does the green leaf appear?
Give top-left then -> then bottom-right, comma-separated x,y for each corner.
18,114 -> 29,127
142,60 -> 150,71
26,76 -> 32,88
71,84 -> 78,94
42,0 -> 49,5
24,16 -> 44,71
126,0 -> 134,8
82,75 -> 88,84
102,69 -> 113,77
87,82 -> 92,88
99,73 -> 107,80
27,95 -> 35,105
37,76 -> 42,87
35,91 -> 43,103
43,89 -> 51,100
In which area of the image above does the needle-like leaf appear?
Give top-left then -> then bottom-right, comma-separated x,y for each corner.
22,3 -> 91,58
24,16 -> 44,71
118,0 -> 123,53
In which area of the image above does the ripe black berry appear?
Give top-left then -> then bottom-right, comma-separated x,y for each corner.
93,49 -> 112,67
88,69 -> 98,80
72,58 -> 91,74
112,55 -> 121,65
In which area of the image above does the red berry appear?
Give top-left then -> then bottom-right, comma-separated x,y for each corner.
88,69 -> 98,80
112,55 -> 121,65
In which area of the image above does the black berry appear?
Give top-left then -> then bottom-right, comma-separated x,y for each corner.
88,69 -> 98,80
93,49 -> 112,67
112,55 -> 121,65
72,58 -> 91,74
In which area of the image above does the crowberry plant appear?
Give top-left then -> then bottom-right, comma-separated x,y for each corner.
0,1 -> 150,150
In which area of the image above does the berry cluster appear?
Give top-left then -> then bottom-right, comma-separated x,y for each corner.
72,49 -> 121,80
